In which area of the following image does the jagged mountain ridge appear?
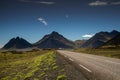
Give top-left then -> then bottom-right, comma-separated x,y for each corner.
2,30 -> 120,49
81,30 -> 120,48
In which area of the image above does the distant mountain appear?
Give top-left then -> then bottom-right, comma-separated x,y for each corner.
34,31 -> 75,49
74,40 -> 86,47
2,37 -> 32,49
100,33 -> 120,48
81,30 -> 120,48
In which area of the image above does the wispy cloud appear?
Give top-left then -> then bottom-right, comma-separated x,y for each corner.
82,34 -> 94,38
37,1 -> 55,5
89,1 -> 108,6
89,1 -> 120,6
19,0 -> 55,5
38,17 -> 48,26
111,1 -> 120,5
19,0 -> 32,3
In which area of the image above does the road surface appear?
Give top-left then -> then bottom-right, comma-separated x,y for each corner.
57,50 -> 120,80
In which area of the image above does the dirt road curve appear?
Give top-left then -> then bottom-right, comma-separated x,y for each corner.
57,50 -> 120,80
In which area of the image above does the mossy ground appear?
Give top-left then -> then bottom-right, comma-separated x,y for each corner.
0,50 -> 66,80
0,49 -> 88,80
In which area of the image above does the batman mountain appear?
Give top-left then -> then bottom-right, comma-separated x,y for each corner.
2,37 -> 32,49
34,31 -> 75,49
81,30 -> 120,48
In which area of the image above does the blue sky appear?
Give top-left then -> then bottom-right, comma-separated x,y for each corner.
0,0 -> 120,47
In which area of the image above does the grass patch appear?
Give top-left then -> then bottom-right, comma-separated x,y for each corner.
56,75 -> 66,80
0,50 -> 48,80
74,48 -> 120,59
0,50 -> 67,80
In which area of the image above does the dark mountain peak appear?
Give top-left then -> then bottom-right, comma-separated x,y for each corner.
2,37 -> 32,49
96,30 -> 119,38
98,30 -> 119,35
81,30 -> 120,48
51,31 -> 59,35
16,36 -> 20,39
14,36 -> 26,41
97,31 -> 109,35
50,31 -> 62,37
11,37 -> 16,40
34,31 -> 75,49
16,36 -> 23,40
99,31 -> 108,34
110,30 -> 119,34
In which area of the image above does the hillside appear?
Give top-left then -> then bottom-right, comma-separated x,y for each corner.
74,40 -> 86,47
81,30 -> 120,48
2,37 -> 32,49
34,31 -> 75,49
101,33 -> 120,48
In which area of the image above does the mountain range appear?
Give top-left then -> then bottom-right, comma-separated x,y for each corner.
80,30 -> 120,48
2,30 -> 120,50
2,31 -> 75,49
101,33 -> 120,49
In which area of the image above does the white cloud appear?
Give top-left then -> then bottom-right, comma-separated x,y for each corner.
19,0 -> 55,5
111,1 -> 120,5
38,18 -> 48,26
89,1 -> 108,6
82,34 -> 94,38
89,1 -> 120,6
37,1 -> 55,5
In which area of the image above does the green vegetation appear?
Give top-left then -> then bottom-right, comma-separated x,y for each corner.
0,50 -> 66,80
56,75 -> 66,80
74,48 -> 120,59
